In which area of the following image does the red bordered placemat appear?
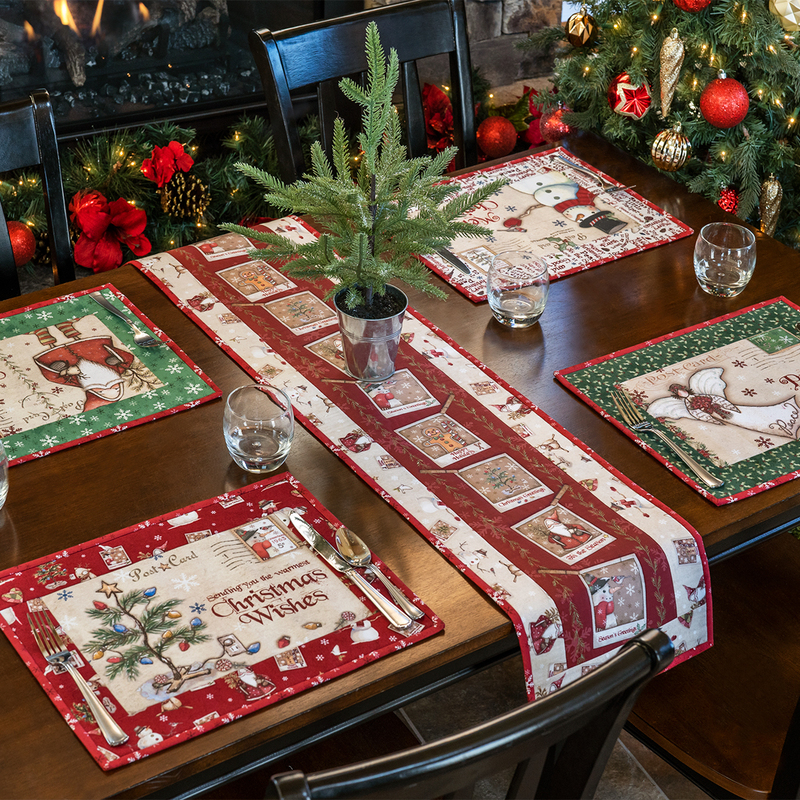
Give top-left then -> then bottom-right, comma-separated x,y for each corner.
420,147 -> 693,301
0,474 -> 441,770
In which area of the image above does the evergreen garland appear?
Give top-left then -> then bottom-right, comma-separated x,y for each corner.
521,0 -> 800,248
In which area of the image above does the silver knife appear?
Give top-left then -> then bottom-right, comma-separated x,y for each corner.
435,247 -> 471,275
287,512 -> 414,629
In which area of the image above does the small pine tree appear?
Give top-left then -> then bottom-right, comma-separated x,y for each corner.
85,589 -> 211,693
220,21 -> 506,316
522,0 -> 800,248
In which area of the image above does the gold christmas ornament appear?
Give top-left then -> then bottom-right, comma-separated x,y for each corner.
650,123 -> 691,171
760,173 -> 783,236
660,28 -> 685,119
770,0 -> 800,31
565,5 -> 598,47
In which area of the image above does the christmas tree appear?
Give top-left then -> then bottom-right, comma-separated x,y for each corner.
523,0 -> 800,247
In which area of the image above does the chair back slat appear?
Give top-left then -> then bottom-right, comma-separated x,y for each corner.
0,90 -> 75,300
269,630 -> 674,799
249,0 -> 477,184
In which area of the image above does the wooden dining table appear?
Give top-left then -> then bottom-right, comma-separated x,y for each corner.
1,131 -> 799,799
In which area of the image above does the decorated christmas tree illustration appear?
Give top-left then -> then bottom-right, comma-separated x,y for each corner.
84,582 -> 211,693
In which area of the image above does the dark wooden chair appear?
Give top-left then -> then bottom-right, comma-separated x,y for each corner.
267,629 -> 673,799
248,0 -> 477,185
628,531 -> 800,799
0,89 -> 75,301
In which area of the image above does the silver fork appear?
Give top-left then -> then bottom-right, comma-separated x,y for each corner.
611,389 -> 724,489
28,610 -> 129,746
555,153 -> 635,194
90,292 -> 160,347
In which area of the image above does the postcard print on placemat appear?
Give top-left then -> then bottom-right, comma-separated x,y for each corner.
42,529 -> 371,715
265,291 -> 338,335
513,504 -> 615,565
359,370 -> 439,418
457,454 -> 552,510
217,260 -> 296,302
580,555 -> 646,649
620,330 -> 800,466
396,413 -> 490,466
191,233 -> 251,261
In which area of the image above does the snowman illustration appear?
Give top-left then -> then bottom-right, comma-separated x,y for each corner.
585,573 -> 624,631
501,171 -> 636,235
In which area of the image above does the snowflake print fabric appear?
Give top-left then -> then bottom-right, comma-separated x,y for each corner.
0,286 -> 219,464
0,475 -> 441,769
556,297 -> 800,503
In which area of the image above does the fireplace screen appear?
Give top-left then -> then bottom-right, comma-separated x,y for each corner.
0,1 -> 358,138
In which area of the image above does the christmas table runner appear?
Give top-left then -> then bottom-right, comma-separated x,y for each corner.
130,218 -> 712,702
0,474 -> 440,770
421,147 -> 693,302
0,285 -> 219,465
556,298 -> 800,505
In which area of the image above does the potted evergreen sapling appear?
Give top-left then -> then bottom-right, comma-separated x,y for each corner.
221,22 -> 506,380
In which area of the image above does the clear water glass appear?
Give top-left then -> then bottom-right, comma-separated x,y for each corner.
223,384 -> 294,473
0,440 -> 7,511
487,249 -> 550,328
693,222 -> 756,298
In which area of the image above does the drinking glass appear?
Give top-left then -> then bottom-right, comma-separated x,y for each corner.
223,384 -> 294,473
487,250 -> 550,328
0,440 -> 7,511
693,223 -> 756,298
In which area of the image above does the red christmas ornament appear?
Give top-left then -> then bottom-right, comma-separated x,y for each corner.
179,641 -> 190,651
93,600 -> 108,610
718,186 -> 740,214
7,221 -> 36,267
476,116 -> 518,159
539,104 -> 575,143
607,73 -> 652,119
673,0 -> 712,10
700,72 -> 749,128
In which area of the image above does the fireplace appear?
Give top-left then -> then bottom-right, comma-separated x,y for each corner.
0,1 -> 363,140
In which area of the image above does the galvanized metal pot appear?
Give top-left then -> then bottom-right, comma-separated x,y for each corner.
333,285 -> 408,382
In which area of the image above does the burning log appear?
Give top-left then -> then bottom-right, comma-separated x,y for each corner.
25,0 -> 86,85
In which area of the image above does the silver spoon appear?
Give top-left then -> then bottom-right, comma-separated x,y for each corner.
90,292 -> 161,347
334,527 -> 424,620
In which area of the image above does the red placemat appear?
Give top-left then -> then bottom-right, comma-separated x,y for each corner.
556,297 -> 800,504
420,147 -> 693,301
0,285 -> 219,465
0,474 -> 441,770
131,218 -> 712,702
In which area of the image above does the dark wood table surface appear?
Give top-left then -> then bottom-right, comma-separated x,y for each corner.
1,132 -> 798,799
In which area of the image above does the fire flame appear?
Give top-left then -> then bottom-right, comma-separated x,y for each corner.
90,0 -> 104,36
24,20 -> 34,40
139,3 -> 150,22
53,0 -> 79,34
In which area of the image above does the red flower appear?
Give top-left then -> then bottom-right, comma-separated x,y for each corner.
422,83 -> 454,154
141,140 -> 194,188
70,190 -> 151,273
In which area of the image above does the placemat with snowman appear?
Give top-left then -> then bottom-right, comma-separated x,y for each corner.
129,218 -> 712,708
556,297 -> 800,504
421,147 -> 693,302
0,474 -> 441,770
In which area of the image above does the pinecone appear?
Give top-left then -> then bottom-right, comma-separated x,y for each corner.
160,171 -> 211,219
34,228 -> 50,267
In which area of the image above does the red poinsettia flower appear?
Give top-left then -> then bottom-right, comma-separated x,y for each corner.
422,83 -> 454,154
70,190 -> 151,273
141,140 -> 194,188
